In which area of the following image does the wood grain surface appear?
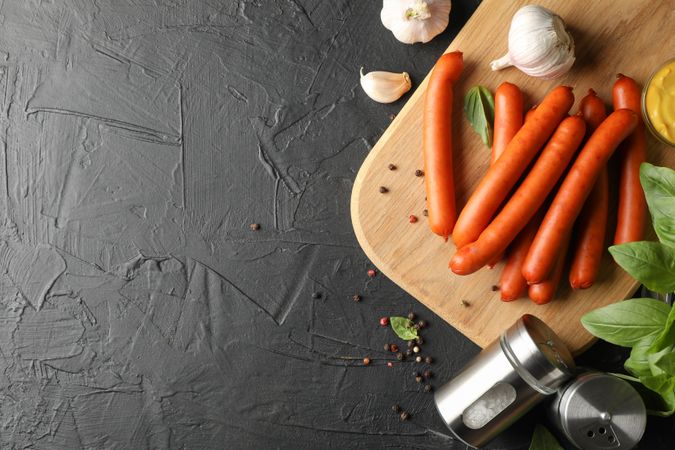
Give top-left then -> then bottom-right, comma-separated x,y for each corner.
351,0 -> 675,353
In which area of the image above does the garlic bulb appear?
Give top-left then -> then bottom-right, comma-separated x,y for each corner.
360,68 -> 412,103
381,0 -> 452,44
490,5 -> 575,79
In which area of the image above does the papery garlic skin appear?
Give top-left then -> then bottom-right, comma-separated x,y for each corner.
360,68 -> 412,103
381,0 -> 452,44
490,5 -> 575,79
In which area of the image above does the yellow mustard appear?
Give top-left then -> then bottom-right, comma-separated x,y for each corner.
645,59 -> 675,145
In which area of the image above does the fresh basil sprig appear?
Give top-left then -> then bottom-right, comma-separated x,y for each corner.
389,316 -> 419,341
464,86 -> 495,147
581,163 -> 675,416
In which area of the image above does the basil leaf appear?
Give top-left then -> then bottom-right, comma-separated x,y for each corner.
609,242 -> 675,293
639,373 -> 675,416
580,298 -> 672,347
528,424 -> 563,450
640,162 -> 675,247
464,86 -> 495,147
648,347 -> 675,377
389,316 -> 418,341
625,335 -> 659,378
647,303 -> 675,355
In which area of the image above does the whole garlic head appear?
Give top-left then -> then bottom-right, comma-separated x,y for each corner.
381,0 -> 452,44
490,5 -> 575,79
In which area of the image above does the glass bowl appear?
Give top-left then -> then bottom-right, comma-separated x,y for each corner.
642,57 -> 675,147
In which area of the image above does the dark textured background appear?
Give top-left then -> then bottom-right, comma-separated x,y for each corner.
0,0 -> 671,448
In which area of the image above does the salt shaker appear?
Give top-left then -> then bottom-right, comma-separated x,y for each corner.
434,314 -> 575,448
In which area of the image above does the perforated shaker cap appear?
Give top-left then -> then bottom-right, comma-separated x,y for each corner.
557,372 -> 646,450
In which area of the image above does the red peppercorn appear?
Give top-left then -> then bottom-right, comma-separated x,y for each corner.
409,215 -> 418,223
363,357 -> 371,366
389,344 -> 399,352
367,269 -> 377,278
379,317 -> 389,327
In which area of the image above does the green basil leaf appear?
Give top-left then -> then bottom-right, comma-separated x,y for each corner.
581,298 -> 672,347
609,242 -> 675,293
647,303 -> 675,355
464,86 -> 494,147
625,335 -> 660,378
528,424 -> 564,450
640,162 -> 675,247
648,348 -> 675,377
389,316 -> 418,341
639,373 -> 675,416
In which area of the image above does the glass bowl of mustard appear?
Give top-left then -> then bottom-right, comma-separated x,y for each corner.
642,57 -> 675,147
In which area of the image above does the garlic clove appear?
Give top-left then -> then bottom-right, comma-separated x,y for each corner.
490,5 -> 575,79
381,0 -> 452,44
360,68 -> 412,103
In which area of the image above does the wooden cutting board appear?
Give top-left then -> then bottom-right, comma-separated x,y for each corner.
351,0 -> 675,353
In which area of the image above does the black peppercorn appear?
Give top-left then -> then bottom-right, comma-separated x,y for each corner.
311,292 -> 322,299
400,411 -> 410,421
392,404 -> 401,413
425,356 -> 433,364
249,223 -> 261,231
407,312 -> 416,321
415,169 -> 424,177
424,384 -> 433,392
405,349 -> 413,357
415,337 -> 424,345
379,186 -> 389,194
388,163 -> 397,170
417,320 -> 426,329
396,352 -> 404,361
422,209 -> 428,217
491,285 -> 500,292
352,294 -> 361,302
423,370 -> 433,379
415,375 -> 423,383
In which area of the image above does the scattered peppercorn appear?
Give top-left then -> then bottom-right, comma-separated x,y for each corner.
415,375 -> 423,383
363,357 -> 371,366
415,356 -> 423,363
415,337 -> 424,345
389,344 -> 399,353
423,370 -> 433,379
249,223 -> 260,231
422,209 -> 428,216
417,320 -> 427,329
413,371 -> 420,377
367,269 -> 377,278
392,404 -> 401,413
379,186 -> 389,194
353,294 -> 362,302
413,323 -> 421,330
413,346 -> 420,354
379,317 -> 389,327
400,411 -> 410,421
461,299 -> 470,307
396,352 -> 404,361
389,114 -> 396,121
424,384 -> 433,392
387,362 -> 394,368
384,343 -> 392,352
407,312 -> 416,321
409,215 -> 418,223
388,163 -> 397,170
311,292 -> 322,299
407,340 -> 415,348
491,285 -> 500,292
425,356 -> 433,364
405,349 -> 413,357
415,169 -> 424,177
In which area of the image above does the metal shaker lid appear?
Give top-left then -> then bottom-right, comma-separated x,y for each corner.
556,372 -> 646,450
500,315 -> 575,394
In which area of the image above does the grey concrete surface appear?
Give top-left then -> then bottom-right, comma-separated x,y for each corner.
0,1 -> 671,448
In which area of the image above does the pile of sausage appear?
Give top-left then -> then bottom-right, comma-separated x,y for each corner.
423,51 -> 646,304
